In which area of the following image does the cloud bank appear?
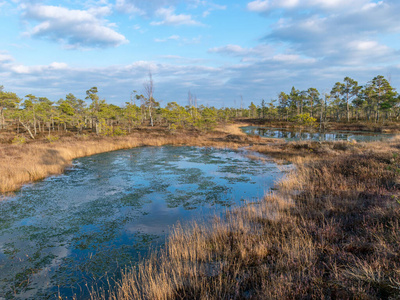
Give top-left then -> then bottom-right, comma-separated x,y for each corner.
1,0 -> 399,108
23,4 -> 128,49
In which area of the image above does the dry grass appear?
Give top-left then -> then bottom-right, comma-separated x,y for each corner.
216,123 -> 250,136
90,135 -> 400,299
249,139 -> 364,163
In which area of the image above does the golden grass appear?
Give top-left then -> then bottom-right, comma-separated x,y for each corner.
216,123 -> 250,136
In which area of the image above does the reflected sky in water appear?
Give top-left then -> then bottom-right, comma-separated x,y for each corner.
241,126 -> 395,142
0,146 -> 283,299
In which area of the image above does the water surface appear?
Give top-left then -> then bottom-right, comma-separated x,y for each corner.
241,126 -> 395,142
0,146 -> 284,299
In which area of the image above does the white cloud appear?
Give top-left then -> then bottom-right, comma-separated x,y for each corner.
115,0 -> 145,15
201,2 -> 227,17
160,55 -> 207,64
210,44 -> 316,64
209,44 -> 248,55
209,44 -> 274,59
1,52 -> 400,109
115,0 -> 181,16
151,7 -> 202,26
339,40 -> 395,65
247,0 -> 270,12
9,61 -> 69,74
361,1 -> 384,10
252,0 -> 400,67
154,35 -> 180,42
23,4 -> 128,48
156,35 -> 202,45
350,40 -> 381,51
49,62 -> 68,70
115,0 -> 220,25
209,3 -> 227,10
0,58 -> 225,105
280,0 -> 300,8
272,53 -> 316,64
87,5 -> 113,17
247,0 -> 370,12
0,52 -> 14,62
202,10 -> 210,17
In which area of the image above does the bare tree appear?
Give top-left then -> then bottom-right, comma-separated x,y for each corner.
240,95 -> 243,117
144,72 -> 155,127
188,90 -> 193,117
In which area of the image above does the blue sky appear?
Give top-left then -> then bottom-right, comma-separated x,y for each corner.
1,0 -> 400,107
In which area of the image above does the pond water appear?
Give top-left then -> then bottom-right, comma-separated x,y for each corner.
241,126 -> 395,142
0,146 -> 284,299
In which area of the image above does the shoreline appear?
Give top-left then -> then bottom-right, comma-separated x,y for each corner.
238,119 -> 400,134
2,122 -> 398,195
0,124 -> 256,195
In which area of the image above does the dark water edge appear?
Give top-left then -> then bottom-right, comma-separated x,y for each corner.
0,146 -> 285,299
241,126 -> 396,142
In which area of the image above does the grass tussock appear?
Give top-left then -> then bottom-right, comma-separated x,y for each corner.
91,137 -> 400,300
249,140 -> 363,163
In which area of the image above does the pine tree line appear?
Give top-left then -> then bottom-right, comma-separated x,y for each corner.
1,75 -> 399,139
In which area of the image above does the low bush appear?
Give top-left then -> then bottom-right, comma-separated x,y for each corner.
46,135 -> 60,143
11,135 -> 26,145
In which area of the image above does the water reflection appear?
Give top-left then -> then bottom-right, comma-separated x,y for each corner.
241,126 -> 395,142
0,146 -> 283,299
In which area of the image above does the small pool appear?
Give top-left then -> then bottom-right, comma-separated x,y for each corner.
241,126 -> 396,142
0,146 -> 285,299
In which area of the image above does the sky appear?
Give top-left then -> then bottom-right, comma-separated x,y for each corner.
0,0 -> 400,108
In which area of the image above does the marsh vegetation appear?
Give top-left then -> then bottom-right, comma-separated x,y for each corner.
89,137 -> 400,300
1,125 -> 399,299
1,75 -> 400,299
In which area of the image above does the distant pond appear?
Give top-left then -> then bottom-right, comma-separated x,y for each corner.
241,126 -> 396,142
0,146 -> 285,299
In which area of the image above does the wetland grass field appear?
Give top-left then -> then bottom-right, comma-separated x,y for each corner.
91,136 -> 400,299
1,123 -> 400,299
